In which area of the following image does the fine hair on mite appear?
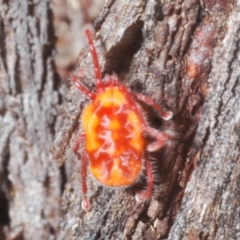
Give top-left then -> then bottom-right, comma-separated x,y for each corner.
71,25 -> 175,210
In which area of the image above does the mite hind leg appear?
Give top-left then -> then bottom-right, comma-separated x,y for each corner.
144,127 -> 176,152
135,152 -> 154,202
74,132 -> 91,210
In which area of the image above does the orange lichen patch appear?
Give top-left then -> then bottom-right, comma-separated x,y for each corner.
185,18 -> 217,97
82,86 -> 145,187
186,19 -> 217,78
185,61 -> 200,80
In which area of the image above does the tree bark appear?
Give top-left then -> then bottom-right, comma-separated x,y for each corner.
52,0 -> 240,239
0,1 -> 65,239
168,1 -> 240,239
1,0 -> 239,240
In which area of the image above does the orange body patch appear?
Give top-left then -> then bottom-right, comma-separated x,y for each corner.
82,87 -> 145,187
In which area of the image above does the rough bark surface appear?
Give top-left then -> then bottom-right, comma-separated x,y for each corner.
52,0 -> 239,239
169,0 -> 240,239
0,1 -> 66,239
1,0 -> 239,240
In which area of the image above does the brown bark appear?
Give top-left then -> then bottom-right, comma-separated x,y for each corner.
53,0 -> 199,237
169,1 -> 240,239
52,0 -> 240,239
1,0 -> 239,240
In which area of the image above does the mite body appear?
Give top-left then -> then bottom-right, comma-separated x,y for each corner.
82,84 -> 144,187
72,27 -> 173,210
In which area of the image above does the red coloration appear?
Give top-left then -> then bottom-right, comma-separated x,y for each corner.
186,19 -> 217,82
72,26 -> 174,210
204,0 -> 231,10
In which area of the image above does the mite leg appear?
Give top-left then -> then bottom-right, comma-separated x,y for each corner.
135,152 -> 154,202
144,127 -> 176,152
85,26 -> 103,90
131,92 -> 173,120
130,92 -> 175,151
122,90 -> 176,151
74,133 -> 91,210
71,69 -> 96,100
81,151 -> 91,210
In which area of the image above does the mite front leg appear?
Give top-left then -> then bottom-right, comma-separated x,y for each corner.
71,69 -> 96,100
132,92 -> 173,120
74,133 -> 91,210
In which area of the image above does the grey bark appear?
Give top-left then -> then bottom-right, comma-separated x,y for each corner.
0,1 -> 66,239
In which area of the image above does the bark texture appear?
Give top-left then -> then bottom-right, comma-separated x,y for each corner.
52,0 -> 240,239
0,1 -> 66,239
169,1 -> 240,239
1,0 -> 239,240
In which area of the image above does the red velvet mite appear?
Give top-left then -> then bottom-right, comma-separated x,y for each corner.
72,26 -> 174,210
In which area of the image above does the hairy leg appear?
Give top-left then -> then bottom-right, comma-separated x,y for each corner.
132,92 -> 173,120
85,26 -> 103,90
74,132 -> 91,210
135,152 -> 154,202
71,69 -> 96,100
